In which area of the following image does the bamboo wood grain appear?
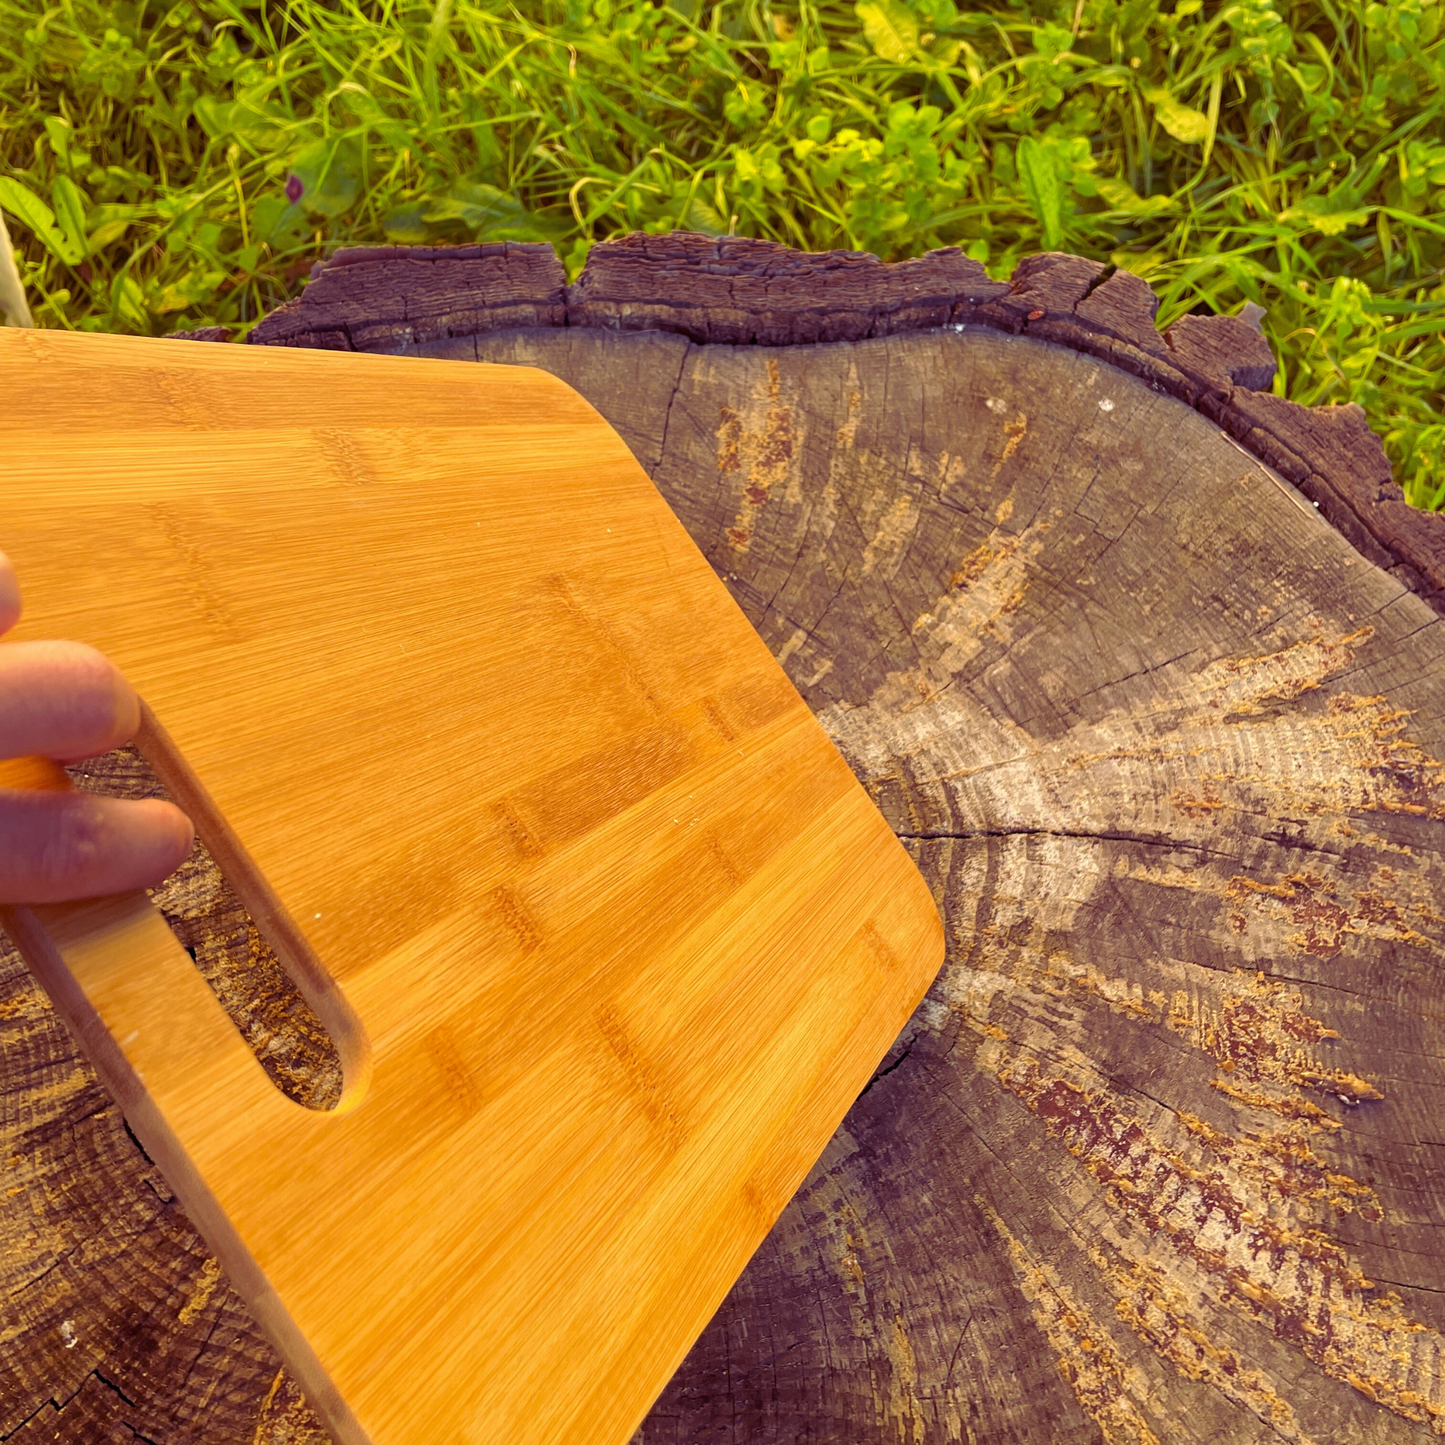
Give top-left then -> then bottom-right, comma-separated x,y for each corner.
0,327 -> 943,1445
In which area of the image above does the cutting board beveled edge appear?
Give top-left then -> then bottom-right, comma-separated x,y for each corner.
0,327 -> 945,1445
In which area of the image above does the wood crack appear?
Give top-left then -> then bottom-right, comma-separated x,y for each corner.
892,825 -> 1240,862
857,1041 -> 916,1099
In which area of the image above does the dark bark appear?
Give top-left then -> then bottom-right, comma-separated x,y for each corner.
245,233 -> 1444,620
247,240 -> 567,353
7,235 -> 1445,1445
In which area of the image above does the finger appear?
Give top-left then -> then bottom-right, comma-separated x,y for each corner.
0,790 -> 194,904
0,640 -> 141,763
0,554 -> 19,636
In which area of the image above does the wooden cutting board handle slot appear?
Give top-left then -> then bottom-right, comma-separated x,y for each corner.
0,706 -> 372,1116
131,701 -> 372,1111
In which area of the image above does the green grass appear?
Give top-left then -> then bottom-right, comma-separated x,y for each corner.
2,0 -> 1442,503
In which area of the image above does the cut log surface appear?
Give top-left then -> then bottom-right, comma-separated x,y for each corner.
7,232 -> 1445,1444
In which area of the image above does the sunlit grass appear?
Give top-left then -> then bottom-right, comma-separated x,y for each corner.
2,0 -> 1441,502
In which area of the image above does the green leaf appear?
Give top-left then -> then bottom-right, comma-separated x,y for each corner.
422,181 -> 530,234
85,203 -> 138,253
724,82 -> 768,128
1145,89 -> 1210,144
192,95 -> 234,140
856,0 -> 919,63
1280,194 -> 1372,235
0,176 -> 83,265
195,94 -> 289,150
1033,22 -> 1073,60
403,182 -> 570,243
678,195 -> 728,234
288,139 -> 361,219
86,217 -> 131,250
1016,135 -> 1065,250
228,100 -> 291,150
1110,249 -> 1166,279
252,193 -> 309,247
1096,176 -> 1176,215
380,203 -> 430,245
51,176 -> 90,261
43,116 -> 75,167
109,273 -> 147,328
154,268 -> 225,313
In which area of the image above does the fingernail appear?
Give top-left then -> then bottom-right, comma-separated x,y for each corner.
109,666 -> 142,745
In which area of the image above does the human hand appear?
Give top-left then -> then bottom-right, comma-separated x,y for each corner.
0,552 -> 194,904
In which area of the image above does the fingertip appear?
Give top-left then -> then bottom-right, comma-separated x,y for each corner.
0,640 -> 144,766
0,553 -> 20,635
53,641 -> 141,755
128,798 -> 196,886
108,659 -> 142,749
162,799 -> 196,869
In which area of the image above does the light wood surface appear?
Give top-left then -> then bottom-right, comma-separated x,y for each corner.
0,327 -> 943,1445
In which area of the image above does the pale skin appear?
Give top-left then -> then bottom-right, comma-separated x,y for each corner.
0,552 -> 194,904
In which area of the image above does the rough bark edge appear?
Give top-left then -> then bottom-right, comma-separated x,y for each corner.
167,324 -> 233,343
237,231 -> 1445,616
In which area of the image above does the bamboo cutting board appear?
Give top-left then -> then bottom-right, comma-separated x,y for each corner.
0,327 -> 943,1445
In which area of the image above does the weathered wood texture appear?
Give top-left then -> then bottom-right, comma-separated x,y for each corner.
248,233 -> 1445,616
8,233 -> 1445,1444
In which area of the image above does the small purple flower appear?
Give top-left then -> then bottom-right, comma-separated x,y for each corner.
285,173 -> 304,204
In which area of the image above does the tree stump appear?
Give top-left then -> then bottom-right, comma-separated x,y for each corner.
7,233 -> 1445,1444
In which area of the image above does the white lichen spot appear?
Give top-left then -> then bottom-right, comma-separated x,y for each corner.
919,998 -> 952,1032
60,1319 -> 77,1349
986,397 -> 1007,414
1099,398 -> 1116,412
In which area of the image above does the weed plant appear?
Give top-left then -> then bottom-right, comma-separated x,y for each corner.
1,0 -> 1442,503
